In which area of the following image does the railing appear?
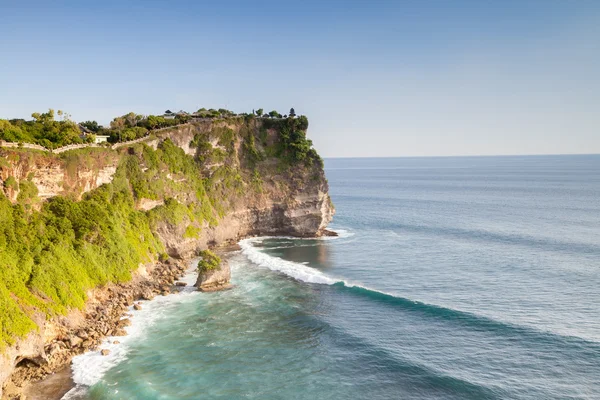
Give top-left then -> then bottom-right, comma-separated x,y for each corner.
0,116 -> 255,154
0,141 -> 48,151
52,143 -> 102,154
0,132 -> 165,154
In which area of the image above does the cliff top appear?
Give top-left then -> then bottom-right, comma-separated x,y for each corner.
0,108 -> 304,151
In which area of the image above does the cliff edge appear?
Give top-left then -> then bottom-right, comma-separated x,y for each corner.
0,116 -> 333,398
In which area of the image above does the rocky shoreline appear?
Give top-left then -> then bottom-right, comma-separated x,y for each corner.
3,228 -> 336,400
2,256 -> 192,400
0,117 -> 336,399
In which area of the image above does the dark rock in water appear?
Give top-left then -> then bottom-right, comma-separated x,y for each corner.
133,304 -> 142,311
195,259 -> 232,292
320,229 -> 338,237
175,281 -> 187,287
100,349 -> 110,356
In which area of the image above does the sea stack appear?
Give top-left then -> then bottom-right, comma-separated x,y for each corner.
195,250 -> 232,292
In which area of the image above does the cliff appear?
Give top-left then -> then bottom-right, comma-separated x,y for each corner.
0,116 -> 334,398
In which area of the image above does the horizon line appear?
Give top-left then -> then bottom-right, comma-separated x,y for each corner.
323,153 -> 600,159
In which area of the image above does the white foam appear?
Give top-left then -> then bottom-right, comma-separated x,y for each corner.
239,238 -> 339,285
65,231 -> 354,395
66,263 -> 201,392
61,384 -> 89,399
239,237 -> 400,302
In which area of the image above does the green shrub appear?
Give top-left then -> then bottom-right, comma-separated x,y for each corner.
0,111 -> 326,350
198,249 -> 221,272
184,224 -> 201,238
3,176 -> 18,190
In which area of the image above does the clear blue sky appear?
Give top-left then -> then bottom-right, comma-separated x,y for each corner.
1,0 -> 599,157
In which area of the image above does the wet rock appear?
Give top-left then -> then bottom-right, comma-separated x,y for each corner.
100,349 -> 110,356
113,328 -> 127,337
118,318 -> 132,328
175,282 -> 187,287
113,341 -> 120,345
133,304 -> 142,311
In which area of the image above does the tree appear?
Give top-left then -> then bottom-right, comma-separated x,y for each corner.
297,115 -> 309,130
256,108 -> 264,117
289,108 -> 296,117
269,110 -> 281,118
80,121 -> 101,132
218,108 -> 234,117
31,109 -> 55,123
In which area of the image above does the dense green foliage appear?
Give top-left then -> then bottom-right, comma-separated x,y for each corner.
0,109 -> 90,149
0,114 -> 323,350
0,141 -> 223,349
0,176 -> 163,349
263,116 -> 320,166
198,250 -> 221,272
0,108 -> 304,148
80,120 -> 101,133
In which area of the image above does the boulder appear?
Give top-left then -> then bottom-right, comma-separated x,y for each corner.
133,304 -> 142,311
118,318 -> 132,328
101,349 -> 110,356
195,259 -> 232,292
68,336 -> 83,349
140,288 -> 155,300
113,328 -> 127,337
76,330 -> 88,340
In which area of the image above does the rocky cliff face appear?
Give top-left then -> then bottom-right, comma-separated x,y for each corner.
0,117 -> 334,398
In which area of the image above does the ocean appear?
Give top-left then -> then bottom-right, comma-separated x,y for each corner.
64,155 -> 600,399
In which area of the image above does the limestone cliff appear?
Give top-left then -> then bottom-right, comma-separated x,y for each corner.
0,117 -> 334,398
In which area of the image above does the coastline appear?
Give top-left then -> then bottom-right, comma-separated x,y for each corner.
3,254 -> 191,400
8,232 -> 338,400
0,116 -> 336,399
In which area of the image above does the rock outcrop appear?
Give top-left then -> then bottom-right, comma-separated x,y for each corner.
195,259 -> 232,292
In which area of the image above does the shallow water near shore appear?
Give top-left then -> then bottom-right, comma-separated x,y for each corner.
63,155 -> 600,399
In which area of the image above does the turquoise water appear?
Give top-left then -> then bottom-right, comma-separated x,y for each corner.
66,155 -> 600,399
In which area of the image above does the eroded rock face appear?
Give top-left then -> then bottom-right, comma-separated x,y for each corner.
0,120 -> 335,397
195,259 -> 232,292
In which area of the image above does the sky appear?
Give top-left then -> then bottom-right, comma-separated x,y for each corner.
0,0 -> 599,157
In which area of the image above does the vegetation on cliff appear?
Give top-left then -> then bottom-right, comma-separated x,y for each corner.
0,116 -> 325,350
0,107 -> 305,149
198,250 -> 221,272
0,109 -> 90,149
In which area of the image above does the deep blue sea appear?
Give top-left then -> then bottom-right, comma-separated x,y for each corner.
66,155 -> 600,399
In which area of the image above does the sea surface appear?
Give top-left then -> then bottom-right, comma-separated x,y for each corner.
64,155 -> 600,399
